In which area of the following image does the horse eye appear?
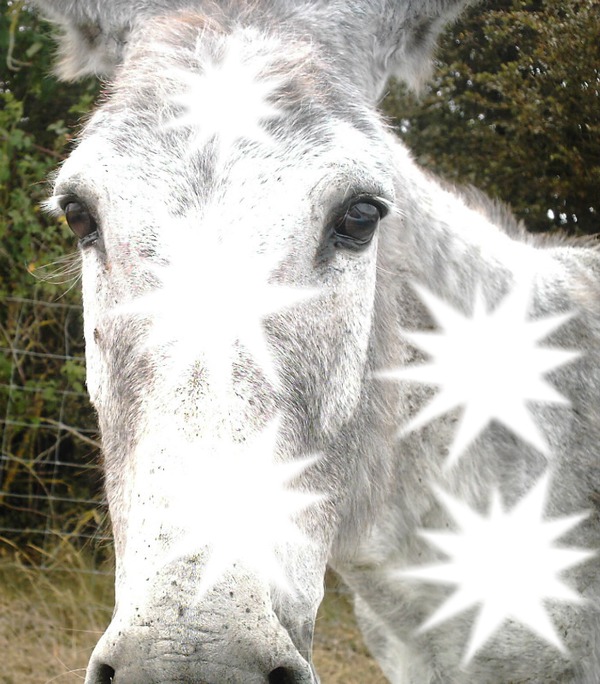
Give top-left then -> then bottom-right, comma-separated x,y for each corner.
64,201 -> 99,246
335,201 -> 382,247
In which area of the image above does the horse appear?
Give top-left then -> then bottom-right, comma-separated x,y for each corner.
33,1 -> 600,682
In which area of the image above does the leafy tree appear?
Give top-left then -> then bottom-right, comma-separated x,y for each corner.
382,0 -> 600,234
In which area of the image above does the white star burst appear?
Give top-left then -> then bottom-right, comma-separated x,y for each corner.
396,473 -> 593,665
378,281 -> 579,466
114,216 -> 318,393
162,40 -> 283,162
163,417 -> 323,597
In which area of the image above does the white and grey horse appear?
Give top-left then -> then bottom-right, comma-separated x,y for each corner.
34,1 -> 599,682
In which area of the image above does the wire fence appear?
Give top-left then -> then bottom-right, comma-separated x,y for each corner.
0,295 -> 112,575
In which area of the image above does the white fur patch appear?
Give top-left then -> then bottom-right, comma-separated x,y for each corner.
161,36 -> 284,163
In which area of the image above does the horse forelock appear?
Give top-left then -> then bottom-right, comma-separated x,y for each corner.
87,8 -> 387,162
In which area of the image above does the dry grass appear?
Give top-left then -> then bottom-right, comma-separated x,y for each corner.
313,577 -> 387,683
0,556 -> 114,684
0,561 -> 385,684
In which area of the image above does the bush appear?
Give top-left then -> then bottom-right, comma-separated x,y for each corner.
382,0 -> 600,235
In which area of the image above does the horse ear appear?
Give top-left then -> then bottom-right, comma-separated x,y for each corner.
303,0 -> 472,100
31,0 -> 147,80
375,0 -> 472,92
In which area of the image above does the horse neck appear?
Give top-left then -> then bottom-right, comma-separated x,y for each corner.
386,141 -> 544,323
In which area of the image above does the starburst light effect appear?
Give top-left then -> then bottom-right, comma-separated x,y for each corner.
378,281 -> 579,467
395,472 -> 594,665
163,39 -> 283,162
114,216 -> 319,394
160,417 -> 323,598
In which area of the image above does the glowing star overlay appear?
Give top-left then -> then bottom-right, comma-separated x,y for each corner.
395,473 -> 594,665
160,417 -> 323,597
114,217 -> 318,394
378,281 -> 579,467
162,39 -> 284,162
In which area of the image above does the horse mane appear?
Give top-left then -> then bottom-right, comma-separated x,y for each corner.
451,183 -> 600,250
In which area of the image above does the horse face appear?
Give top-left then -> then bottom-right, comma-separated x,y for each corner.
52,16 -> 397,683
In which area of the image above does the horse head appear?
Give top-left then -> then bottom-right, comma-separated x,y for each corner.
36,1 -> 468,682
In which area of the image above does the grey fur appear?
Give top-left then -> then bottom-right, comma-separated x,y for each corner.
34,1 -> 599,683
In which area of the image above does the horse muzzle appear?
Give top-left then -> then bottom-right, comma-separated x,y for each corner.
85,620 -> 317,684
83,567 -> 319,684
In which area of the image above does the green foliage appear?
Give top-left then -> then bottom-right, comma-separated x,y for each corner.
1,1 -> 103,563
0,0 -> 99,299
382,0 -> 600,234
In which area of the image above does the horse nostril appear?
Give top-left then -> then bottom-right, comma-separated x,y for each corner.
268,666 -> 301,684
93,664 -> 115,684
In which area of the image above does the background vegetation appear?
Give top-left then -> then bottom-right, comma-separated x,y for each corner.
384,0 -> 599,235
0,0 -> 598,680
1,0 -> 104,568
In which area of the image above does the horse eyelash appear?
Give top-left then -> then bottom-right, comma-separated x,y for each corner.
42,196 -> 63,217
29,251 -> 83,299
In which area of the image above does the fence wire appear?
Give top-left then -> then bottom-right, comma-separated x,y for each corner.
0,295 -> 112,575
